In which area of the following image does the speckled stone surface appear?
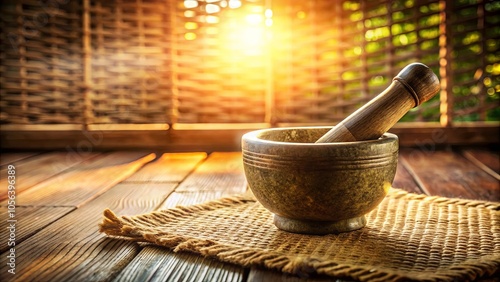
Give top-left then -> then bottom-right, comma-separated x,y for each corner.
242,127 -> 398,234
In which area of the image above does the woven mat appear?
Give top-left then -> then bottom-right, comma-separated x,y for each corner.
100,189 -> 500,281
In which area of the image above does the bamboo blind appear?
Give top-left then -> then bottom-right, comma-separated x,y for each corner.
88,0 -> 173,124
1,0 -> 499,128
174,0 -> 268,123
1,0 -> 84,124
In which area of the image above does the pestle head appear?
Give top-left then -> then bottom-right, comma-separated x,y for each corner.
316,62 -> 440,143
393,62 -> 440,107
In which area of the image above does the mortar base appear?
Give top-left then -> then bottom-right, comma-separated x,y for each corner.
273,214 -> 367,235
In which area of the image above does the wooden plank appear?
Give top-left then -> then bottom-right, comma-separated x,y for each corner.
0,129 -> 251,151
88,124 -> 170,130
124,152 -> 206,183
114,153 -> 248,281
0,183 -> 177,281
389,122 -> 500,146
1,123 -> 498,151
461,148 -> 500,180
392,157 -> 422,194
0,152 -> 39,166
248,266 -> 343,282
113,246 -> 245,282
400,149 -> 500,201
159,191 -> 234,209
0,152 -> 155,207
0,152 -> 100,201
176,152 -> 247,193
0,206 -> 73,253
0,124 -> 82,131
172,123 -> 269,130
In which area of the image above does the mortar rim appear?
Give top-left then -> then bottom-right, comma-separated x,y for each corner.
242,126 -> 398,147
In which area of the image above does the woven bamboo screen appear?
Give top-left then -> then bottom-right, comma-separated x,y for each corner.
88,0 -> 173,124
1,0 -> 499,128
271,0 -> 499,124
1,0 -> 84,124
174,0 -> 268,123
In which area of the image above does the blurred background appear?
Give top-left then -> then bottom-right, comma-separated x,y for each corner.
1,0 -> 499,150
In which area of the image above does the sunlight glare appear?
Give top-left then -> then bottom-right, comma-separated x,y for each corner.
185,22 -> 198,30
240,27 -> 263,45
206,4 -> 221,14
206,15 -> 219,24
265,9 -> 273,18
229,0 -> 242,9
246,14 -> 263,25
184,0 -> 198,9
185,32 -> 197,40
184,10 -> 196,17
230,26 -> 265,56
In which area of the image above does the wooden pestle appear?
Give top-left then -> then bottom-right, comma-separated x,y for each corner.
315,63 -> 440,143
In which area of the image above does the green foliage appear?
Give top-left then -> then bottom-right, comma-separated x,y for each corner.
332,0 -> 500,122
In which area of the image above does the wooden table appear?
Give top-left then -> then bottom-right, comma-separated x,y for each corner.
1,146 -> 498,281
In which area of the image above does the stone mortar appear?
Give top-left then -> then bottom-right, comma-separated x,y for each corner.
242,126 -> 398,235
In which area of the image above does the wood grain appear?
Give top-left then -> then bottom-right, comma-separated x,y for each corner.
0,206 -> 73,253
400,149 -> 500,201
0,152 -> 39,166
392,157 -> 422,194
0,183 -> 177,282
2,148 -> 497,281
0,152 -> 155,207
2,123 -> 498,151
114,152 -> 248,281
113,246 -> 245,282
461,148 -> 500,180
159,191 -> 239,209
0,152 -> 100,201
248,266 -> 343,282
124,152 -> 206,183
389,122 -> 499,146
176,152 -> 247,193
316,63 -> 440,143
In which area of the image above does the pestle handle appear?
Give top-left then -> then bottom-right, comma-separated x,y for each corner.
315,63 -> 440,143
